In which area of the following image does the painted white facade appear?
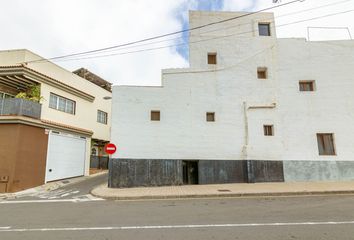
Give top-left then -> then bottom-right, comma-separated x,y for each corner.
111,11 -> 354,163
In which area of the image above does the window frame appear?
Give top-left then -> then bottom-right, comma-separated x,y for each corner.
49,93 -> 76,115
299,80 -> 316,92
258,23 -> 271,36
150,110 -> 160,121
207,53 -> 217,65
317,133 -> 336,156
97,110 -> 108,125
206,112 -> 215,122
257,67 -> 268,79
263,125 -> 274,136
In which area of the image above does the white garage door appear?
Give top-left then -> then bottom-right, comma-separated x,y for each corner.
45,131 -> 87,182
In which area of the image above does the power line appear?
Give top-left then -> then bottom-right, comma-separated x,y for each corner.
53,0 -> 349,60
24,0 -> 303,64
199,0 -> 351,35
52,8 -> 354,63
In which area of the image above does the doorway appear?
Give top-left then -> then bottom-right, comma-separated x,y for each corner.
182,161 -> 199,184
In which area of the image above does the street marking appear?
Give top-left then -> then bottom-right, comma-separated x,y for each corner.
0,198 -> 104,204
0,227 -> 11,230
1,221 -> 354,232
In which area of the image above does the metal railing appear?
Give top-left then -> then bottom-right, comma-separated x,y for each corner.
0,98 -> 41,119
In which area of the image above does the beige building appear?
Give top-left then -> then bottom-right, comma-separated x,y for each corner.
0,49 -> 111,193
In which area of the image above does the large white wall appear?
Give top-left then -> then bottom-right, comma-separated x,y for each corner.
111,11 -> 354,162
276,39 -> 354,161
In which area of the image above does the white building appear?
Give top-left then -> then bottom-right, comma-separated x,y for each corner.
109,11 -> 354,187
0,49 -> 111,192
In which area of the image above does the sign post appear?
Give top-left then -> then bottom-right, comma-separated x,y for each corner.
104,143 -> 117,170
104,143 -> 117,155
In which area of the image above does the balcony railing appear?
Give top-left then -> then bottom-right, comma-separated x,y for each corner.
0,98 -> 41,119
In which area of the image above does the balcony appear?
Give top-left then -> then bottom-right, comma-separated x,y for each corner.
0,98 -> 41,119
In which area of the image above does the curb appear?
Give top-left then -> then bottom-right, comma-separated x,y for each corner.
90,188 -> 354,201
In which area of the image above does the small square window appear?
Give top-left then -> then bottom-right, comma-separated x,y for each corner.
207,53 -> 217,65
257,67 -> 267,79
317,133 -> 336,155
264,125 -> 274,136
259,23 -> 271,36
206,112 -> 215,122
299,81 -> 315,91
151,110 -> 160,121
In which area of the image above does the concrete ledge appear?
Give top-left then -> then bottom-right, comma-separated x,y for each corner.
91,181 -> 354,200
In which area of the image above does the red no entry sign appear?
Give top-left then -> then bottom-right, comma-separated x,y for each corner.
105,143 -> 117,155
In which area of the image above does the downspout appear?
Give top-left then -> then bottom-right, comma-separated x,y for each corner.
243,101 -> 253,183
242,101 -> 249,160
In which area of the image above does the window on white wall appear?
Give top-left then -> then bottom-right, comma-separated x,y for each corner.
264,125 -> 274,136
299,81 -> 315,91
97,110 -> 108,124
258,23 -> 271,36
151,110 -> 160,121
207,53 -> 217,64
49,93 -> 76,115
317,133 -> 336,155
206,112 -> 215,122
257,67 -> 268,79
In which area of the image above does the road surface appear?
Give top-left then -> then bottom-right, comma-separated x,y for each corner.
1,182 -> 354,240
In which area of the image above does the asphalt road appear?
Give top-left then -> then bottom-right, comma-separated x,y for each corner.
1,192 -> 354,239
7,172 -> 108,201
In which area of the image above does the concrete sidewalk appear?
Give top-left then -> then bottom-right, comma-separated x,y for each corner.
91,181 -> 354,200
0,171 -> 107,200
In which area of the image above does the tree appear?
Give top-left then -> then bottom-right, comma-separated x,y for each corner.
15,84 -> 43,103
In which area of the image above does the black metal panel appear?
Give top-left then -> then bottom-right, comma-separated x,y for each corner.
108,159 -> 183,188
90,156 -> 109,169
250,160 -> 284,182
108,159 -> 285,188
198,160 -> 248,184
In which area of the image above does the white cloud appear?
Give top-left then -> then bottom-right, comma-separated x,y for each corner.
0,0 -> 189,86
1,0 -> 353,86
223,0 -> 256,11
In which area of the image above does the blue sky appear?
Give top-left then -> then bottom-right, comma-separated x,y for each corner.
175,0 -> 225,59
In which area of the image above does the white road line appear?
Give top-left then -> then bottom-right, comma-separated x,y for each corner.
0,227 -> 11,230
1,221 -> 354,232
0,198 -> 104,204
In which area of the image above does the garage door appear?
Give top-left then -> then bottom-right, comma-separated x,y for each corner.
45,131 -> 86,182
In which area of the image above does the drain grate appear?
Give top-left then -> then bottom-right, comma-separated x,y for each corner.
217,189 -> 231,192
